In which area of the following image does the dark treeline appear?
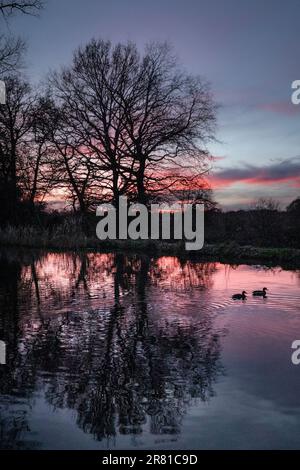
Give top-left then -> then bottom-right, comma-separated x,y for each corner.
206,198 -> 300,249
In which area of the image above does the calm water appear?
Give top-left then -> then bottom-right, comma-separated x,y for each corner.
0,250 -> 300,450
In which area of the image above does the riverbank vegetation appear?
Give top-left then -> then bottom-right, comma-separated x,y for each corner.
0,202 -> 300,265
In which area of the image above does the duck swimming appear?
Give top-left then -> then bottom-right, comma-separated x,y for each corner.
232,291 -> 247,300
252,287 -> 268,297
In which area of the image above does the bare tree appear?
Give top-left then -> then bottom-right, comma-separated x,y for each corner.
171,187 -> 219,211
114,42 -> 217,204
0,36 -> 25,74
250,197 -> 281,212
50,40 -> 216,208
287,197 -> 300,214
41,98 -> 108,213
0,76 -> 32,219
18,96 -> 58,209
0,1 -> 43,16
0,75 -> 53,220
0,1 -> 44,74
50,40 -> 140,209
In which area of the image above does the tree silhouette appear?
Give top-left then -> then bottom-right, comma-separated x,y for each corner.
49,40 -> 216,208
0,1 -> 44,74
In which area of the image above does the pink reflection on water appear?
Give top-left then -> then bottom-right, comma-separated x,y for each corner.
17,252 -> 300,331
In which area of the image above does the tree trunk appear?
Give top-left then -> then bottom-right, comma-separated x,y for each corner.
136,159 -> 146,205
9,141 -> 18,222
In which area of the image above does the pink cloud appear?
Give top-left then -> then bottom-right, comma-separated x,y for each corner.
257,101 -> 300,116
209,157 -> 300,189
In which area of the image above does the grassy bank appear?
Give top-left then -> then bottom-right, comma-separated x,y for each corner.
1,224 -> 300,266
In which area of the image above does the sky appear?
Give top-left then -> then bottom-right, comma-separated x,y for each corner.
5,0 -> 300,209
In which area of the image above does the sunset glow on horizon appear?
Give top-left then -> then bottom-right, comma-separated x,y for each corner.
10,0 -> 299,210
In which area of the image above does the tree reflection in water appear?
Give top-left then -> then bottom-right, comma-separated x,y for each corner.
0,250 -> 224,449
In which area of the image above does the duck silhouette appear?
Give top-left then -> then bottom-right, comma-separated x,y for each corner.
232,291 -> 247,300
252,287 -> 268,297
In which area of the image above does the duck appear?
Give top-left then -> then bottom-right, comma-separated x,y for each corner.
252,287 -> 268,297
232,291 -> 247,300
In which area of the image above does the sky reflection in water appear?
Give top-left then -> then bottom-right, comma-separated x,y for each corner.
0,250 -> 300,449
